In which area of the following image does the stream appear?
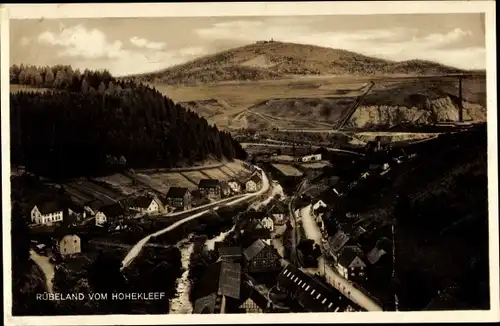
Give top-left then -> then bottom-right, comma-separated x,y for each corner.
168,227 -> 235,314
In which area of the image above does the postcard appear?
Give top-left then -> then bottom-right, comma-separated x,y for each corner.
2,2 -> 498,325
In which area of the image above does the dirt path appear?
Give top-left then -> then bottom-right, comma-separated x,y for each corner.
30,250 -> 55,293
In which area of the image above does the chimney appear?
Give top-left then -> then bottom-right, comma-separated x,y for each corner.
458,76 -> 463,122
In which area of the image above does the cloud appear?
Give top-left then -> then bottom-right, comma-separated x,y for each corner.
36,24 -> 209,76
38,24 -> 124,60
129,36 -> 166,50
195,21 -> 485,69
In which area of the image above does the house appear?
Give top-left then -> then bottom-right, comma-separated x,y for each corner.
300,154 -> 322,162
237,273 -> 278,313
84,200 -> 103,217
268,202 -> 286,225
95,202 -> 126,227
219,181 -> 231,198
30,201 -> 64,225
192,260 -> 242,314
130,195 -> 162,214
227,180 -> 242,193
327,230 -> 351,259
276,262 -> 355,312
217,246 -> 243,263
58,234 -> 81,256
312,199 -> 327,212
67,201 -> 87,221
336,246 -> 367,282
241,218 -> 272,246
243,239 -> 282,274
245,173 -> 262,193
198,179 -> 221,198
260,216 -> 274,232
165,187 -> 192,210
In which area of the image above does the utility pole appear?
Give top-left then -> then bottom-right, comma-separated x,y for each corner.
458,76 -> 463,122
392,220 -> 399,311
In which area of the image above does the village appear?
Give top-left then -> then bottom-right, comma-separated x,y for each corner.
22,136 -> 412,314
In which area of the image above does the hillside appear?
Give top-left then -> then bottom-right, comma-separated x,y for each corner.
333,126 -> 489,310
243,77 -> 487,130
127,41 -> 471,85
10,78 -> 246,179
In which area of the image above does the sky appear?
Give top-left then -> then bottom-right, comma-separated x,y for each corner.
10,14 -> 486,77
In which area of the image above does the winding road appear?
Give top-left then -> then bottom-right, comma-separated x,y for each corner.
298,205 -> 383,311
121,167 -> 270,271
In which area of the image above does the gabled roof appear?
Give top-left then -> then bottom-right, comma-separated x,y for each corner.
366,247 -> 387,265
328,230 -> 351,255
132,196 -> 155,208
192,293 -> 218,314
218,261 -> 241,299
249,173 -> 262,184
166,187 -> 190,198
269,202 -> 287,214
218,246 -> 242,259
85,199 -> 105,211
36,201 -> 65,215
243,239 -> 267,261
198,179 -> 220,188
192,260 -> 242,302
338,246 -> 366,268
99,202 -> 126,218
219,181 -> 231,191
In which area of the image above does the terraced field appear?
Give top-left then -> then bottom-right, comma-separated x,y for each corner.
148,172 -> 196,190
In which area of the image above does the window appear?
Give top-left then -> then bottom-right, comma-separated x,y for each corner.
316,294 -> 321,300
322,298 -> 327,304
311,290 -> 315,295
328,303 -> 333,309
305,285 -> 310,291
298,280 -> 302,286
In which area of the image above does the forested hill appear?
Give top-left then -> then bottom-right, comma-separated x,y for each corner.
10,69 -> 246,179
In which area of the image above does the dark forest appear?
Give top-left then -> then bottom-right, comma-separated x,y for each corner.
10,65 -> 246,179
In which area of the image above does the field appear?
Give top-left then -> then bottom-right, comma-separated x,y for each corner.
24,160 -> 254,208
271,163 -> 304,177
148,172 -> 196,191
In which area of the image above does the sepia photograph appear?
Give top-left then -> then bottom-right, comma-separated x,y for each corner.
2,2 -> 498,325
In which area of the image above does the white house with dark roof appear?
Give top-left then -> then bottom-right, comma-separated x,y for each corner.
335,246 -> 367,281
129,195 -> 162,214
260,216 -> 274,232
31,201 -> 64,225
245,173 -> 262,193
227,180 -> 242,193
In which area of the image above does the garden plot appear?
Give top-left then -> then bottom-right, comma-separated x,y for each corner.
202,168 -> 231,181
149,172 -> 197,190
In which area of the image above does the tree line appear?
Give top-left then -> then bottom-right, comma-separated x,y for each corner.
10,77 -> 246,179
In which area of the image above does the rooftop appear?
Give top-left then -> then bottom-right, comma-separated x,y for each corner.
243,239 -> 267,261
199,179 -> 220,188
165,187 -> 190,198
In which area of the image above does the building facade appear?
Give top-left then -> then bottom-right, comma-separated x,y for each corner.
165,187 -> 192,210
198,179 -> 221,198
245,174 -> 262,193
31,202 -> 64,225
59,234 -> 81,256
243,239 -> 282,274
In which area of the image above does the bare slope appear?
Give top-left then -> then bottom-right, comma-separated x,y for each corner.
126,41 -> 470,85
244,77 -> 486,129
